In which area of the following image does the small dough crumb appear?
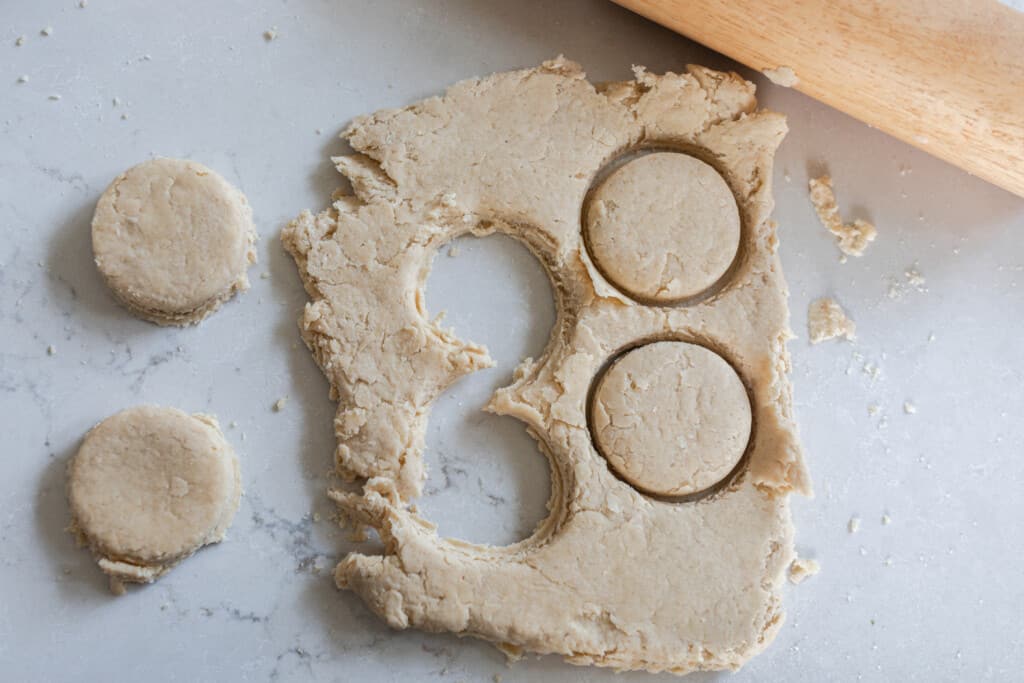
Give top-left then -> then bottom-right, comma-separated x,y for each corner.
273,397 -> 288,412
903,401 -> 916,414
17,75 -> 29,84
808,175 -> 876,257
47,344 -> 56,356
762,66 -> 799,87
848,517 -> 861,533
882,513 -> 892,525
49,94 -> 62,101
79,0 -> 88,7
808,297 -> 855,343
263,27 -> 278,41
789,558 -> 820,584
41,26 -> 53,37
16,35 -> 26,46
447,245 -> 460,258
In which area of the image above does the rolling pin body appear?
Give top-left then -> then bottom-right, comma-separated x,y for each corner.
614,0 -> 1024,197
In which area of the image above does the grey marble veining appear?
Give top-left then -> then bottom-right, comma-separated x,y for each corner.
2,0 -> 1023,681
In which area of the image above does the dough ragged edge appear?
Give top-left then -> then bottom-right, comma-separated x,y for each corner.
283,57 -> 809,674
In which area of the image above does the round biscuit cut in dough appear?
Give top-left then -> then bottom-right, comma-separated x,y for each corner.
591,341 -> 751,497
585,152 -> 740,303
91,157 -> 257,325
67,405 -> 241,593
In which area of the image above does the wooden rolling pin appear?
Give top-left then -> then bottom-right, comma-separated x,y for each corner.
614,0 -> 1024,197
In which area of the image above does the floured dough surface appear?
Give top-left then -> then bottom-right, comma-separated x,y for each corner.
808,175 -> 876,257
283,58 -> 809,674
585,152 -> 740,302
591,341 -> 751,497
808,297 -> 856,343
92,157 -> 257,325
67,405 -> 241,591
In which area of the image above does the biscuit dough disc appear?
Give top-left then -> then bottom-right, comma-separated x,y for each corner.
591,341 -> 751,496
67,405 -> 241,587
91,157 -> 257,325
585,152 -> 740,302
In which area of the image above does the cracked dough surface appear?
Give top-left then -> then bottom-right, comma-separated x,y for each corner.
586,152 -> 740,302
67,405 -> 241,589
91,157 -> 257,326
591,341 -> 751,497
283,57 -> 809,674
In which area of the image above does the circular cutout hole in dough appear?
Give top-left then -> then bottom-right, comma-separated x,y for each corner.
91,157 -> 257,326
585,152 -> 740,303
67,405 -> 241,593
590,341 -> 751,497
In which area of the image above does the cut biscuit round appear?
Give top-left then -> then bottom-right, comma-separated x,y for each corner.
591,341 -> 751,497
91,157 -> 257,325
67,405 -> 241,592
585,152 -> 740,303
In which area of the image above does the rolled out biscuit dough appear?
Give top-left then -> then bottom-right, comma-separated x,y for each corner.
585,152 -> 741,302
67,405 -> 241,591
591,341 -> 751,497
283,57 -> 809,674
91,157 -> 257,325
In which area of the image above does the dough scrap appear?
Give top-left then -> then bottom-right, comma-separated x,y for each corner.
283,57 -> 809,674
585,152 -> 740,302
91,157 -> 257,325
788,557 -> 820,584
591,341 -> 751,497
67,406 -> 241,591
762,66 -> 799,88
808,297 -> 856,343
808,175 -> 876,257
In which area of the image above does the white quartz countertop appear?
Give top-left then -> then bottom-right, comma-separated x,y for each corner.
3,1 -> 1023,680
